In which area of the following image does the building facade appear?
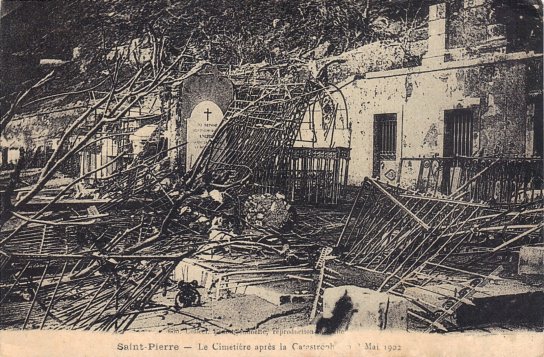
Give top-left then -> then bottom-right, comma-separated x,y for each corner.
337,0 -> 542,188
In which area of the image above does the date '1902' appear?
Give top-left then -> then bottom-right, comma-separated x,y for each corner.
360,342 -> 402,352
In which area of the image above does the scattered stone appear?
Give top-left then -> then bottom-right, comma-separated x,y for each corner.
243,193 -> 296,231
518,246 -> 544,275
317,285 -> 407,333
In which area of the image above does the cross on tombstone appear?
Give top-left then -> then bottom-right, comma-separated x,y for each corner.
204,108 -> 212,122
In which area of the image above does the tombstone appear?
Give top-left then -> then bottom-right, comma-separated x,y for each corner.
186,101 -> 223,169
166,64 -> 234,172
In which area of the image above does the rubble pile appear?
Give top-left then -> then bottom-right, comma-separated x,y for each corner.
328,175 -> 544,332
0,66 -> 331,332
243,193 -> 296,231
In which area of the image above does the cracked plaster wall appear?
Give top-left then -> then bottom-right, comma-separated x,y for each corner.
342,58 -> 538,185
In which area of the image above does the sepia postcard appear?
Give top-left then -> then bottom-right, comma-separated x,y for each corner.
0,0 -> 542,356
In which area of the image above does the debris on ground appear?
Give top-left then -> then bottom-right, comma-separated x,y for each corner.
243,193 -> 296,230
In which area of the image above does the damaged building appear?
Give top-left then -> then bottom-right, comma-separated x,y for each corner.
0,0 -> 542,337
336,0 -> 542,190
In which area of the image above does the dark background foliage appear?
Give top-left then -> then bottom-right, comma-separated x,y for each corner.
0,0 -> 541,100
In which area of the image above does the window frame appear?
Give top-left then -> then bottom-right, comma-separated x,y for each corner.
444,109 -> 474,158
374,113 -> 398,161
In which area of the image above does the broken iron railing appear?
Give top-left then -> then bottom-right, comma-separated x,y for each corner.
0,66 -> 340,331
332,176 -> 543,332
399,157 -> 543,206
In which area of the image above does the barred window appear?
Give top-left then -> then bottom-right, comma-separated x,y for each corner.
374,114 -> 397,160
444,109 -> 473,157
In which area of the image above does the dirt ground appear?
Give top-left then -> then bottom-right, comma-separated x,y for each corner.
128,288 -> 312,334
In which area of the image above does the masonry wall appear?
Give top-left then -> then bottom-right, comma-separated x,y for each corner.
343,54 -> 541,185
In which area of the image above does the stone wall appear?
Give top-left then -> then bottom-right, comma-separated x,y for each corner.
341,52 -> 542,185
321,0 -> 542,185
1,103 -> 88,151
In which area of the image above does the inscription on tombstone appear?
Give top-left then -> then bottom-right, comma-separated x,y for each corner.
186,100 -> 223,169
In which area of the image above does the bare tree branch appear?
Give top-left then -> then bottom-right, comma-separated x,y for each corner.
0,71 -> 55,135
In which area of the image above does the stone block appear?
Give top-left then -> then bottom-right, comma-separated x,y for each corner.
428,19 -> 446,36
427,33 -> 446,55
429,3 -> 447,21
173,259 -> 217,290
519,246 -> 544,275
243,280 -> 313,305
422,54 -> 446,67
244,285 -> 290,305
405,280 -> 544,327
321,285 -> 407,331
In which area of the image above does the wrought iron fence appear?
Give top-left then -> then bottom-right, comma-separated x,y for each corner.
398,156 -> 543,206
254,147 -> 350,205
